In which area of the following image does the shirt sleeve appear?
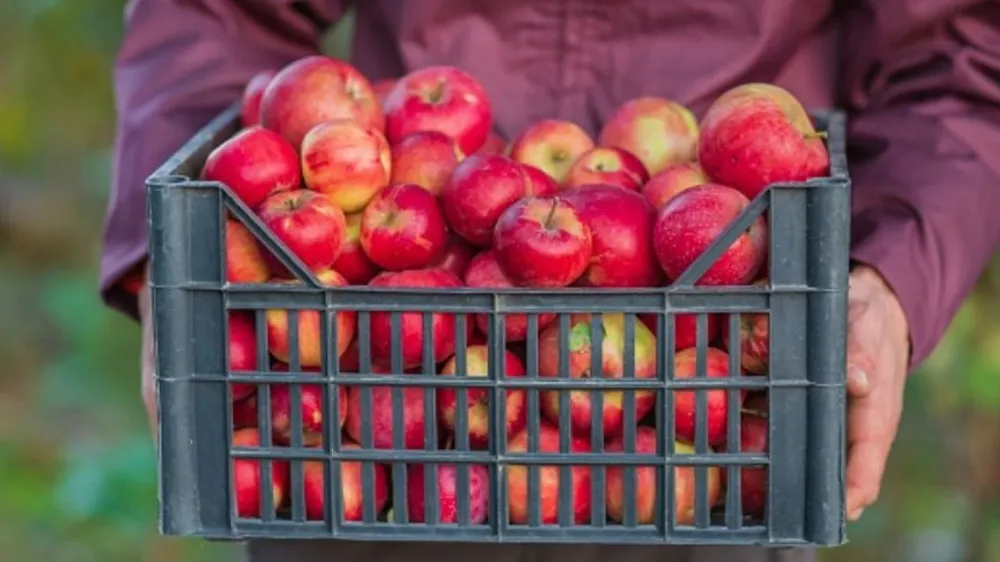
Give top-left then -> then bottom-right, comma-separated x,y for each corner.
100,0 -> 349,319
844,1 -> 1000,369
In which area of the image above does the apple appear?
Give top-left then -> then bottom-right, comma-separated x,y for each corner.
726,412 -> 769,518
673,347 -> 741,446
232,393 -> 259,430
564,147 -> 649,191
225,219 -> 270,284
383,66 -> 493,155
538,313 -> 658,439
389,131 -> 464,196
722,278 -> 771,375
427,235 -> 477,279
269,382 -> 348,446
476,131 -> 507,155
440,154 -> 531,247
302,441 -> 390,521
231,428 -> 290,518
228,312 -> 261,402
202,126 -> 300,210
520,164 -> 561,197
437,344 -> 527,449
642,162 -> 710,209
241,70 -> 276,127
493,196 -> 593,288
405,463 -> 491,524
257,189 -> 347,274
260,55 -> 383,147
366,268 -> 461,367
463,250 -> 556,341
653,183 -> 767,286
344,384 -> 428,449
371,78 -> 397,109
742,390 -> 769,416
639,313 -> 722,352
360,183 -> 448,271
508,119 -> 594,184
598,97 -> 699,175
300,120 -> 391,213
698,83 -> 830,200
605,427 -> 723,525
507,422 -> 592,524
561,185 -> 662,287
331,212 -> 380,285
265,268 -> 357,368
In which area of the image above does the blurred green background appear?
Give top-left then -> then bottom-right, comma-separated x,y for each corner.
1,2 -> 997,561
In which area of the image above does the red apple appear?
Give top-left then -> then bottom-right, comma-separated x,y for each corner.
344,384 -> 428,449
561,185 -> 661,287
427,235 -> 477,279
726,412 -> 769,518
698,83 -> 830,201
260,55 -> 383,147
440,154 -> 531,247
383,66 -> 492,155
653,183 -> 767,286
405,463 -> 491,524
476,131 -> 507,155
232,393 -> 259,430
302,441 -> 390,521
202,126 -> 300,209
241,70 -> 276,127
301,120 -> 392,213
389,131 -> 464,196
232,428 -> 290,518
722,278 -> 771,375
520,164 -> 561,197
509,119 -> 595,184
673,347 -> 741,446
564,147 -> 649,191
265,268 -> 357,367
226,219 -> 270,284
639,313 -> 722,352
229,312 -> 260,402
332,212 -> 380,285
642,162 -> 710,210
507,423 -> 592,524
493,196 -> 593,288
598,97 -> 699,176
366,268 -> 461,367
437,345 -> 527,449
360,183 -> 448,271
257,189 -> 347,273
463,250 -> 556,341
270,382 -> 348,446
605,427 -> 723,524
372,78 -> 397,109
742,391 -> 769,416
538,313 -> 658,439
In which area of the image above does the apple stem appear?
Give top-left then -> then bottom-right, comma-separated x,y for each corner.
803,130 -> 828,140
543,197 -> 560,228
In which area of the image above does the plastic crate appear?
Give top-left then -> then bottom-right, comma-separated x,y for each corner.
146,103 -> 850,547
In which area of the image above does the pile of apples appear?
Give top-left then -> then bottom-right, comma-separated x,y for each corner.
209,55 -> 830,526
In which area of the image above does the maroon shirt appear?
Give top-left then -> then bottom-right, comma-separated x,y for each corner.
103,1 -> 1000,560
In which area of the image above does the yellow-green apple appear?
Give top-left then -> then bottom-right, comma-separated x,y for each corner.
698,83 -> 829,200
652,183 -> 767,285
228,311 -> 261,402
366,268 -> 462,367
606,428 -> 722,525
564,147 -> 649,191
257,189 -> 346,274
427,235 -> 477,279
642,162 -> 710,209
260,55 -> 383,147
493,197 -> 593,288
302,441 -> 389,520
241,70 -> 276,127
232,428 -> 290,518
344,384 -> 429,449
437,344 -> 527,449
538,313 -> 657,440
508,119 -> 594,184
405,462 -> 490,524
269,382 -> 348,446
507,422 -> 592,524
673,347 -> 742,446
225,219 -> 270,284
561,185 -> 661,287
360,183 -> 448,271
463,250 -> 556,341
383,66 -> 493,155
389,131 -> 464,196
265,268 -> 357,367
598,97 -> 699,175
520,163 -> 561,197
722,277 -> 771,375
722,412 -> 769,518
301,120 -> 392,213
440,154 -> 531,246
331,212 -> 380,285
202,126 -> 300,209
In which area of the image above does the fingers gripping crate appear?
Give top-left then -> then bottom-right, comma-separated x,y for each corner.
147,104 -> 850,547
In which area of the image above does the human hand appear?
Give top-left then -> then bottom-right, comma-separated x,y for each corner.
844,264 -> 910,521
138,262 -> 158,440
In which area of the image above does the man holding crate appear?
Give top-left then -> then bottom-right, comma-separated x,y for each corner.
102,1 -> 999,561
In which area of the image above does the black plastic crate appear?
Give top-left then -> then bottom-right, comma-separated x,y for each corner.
146,103 -> 850,547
